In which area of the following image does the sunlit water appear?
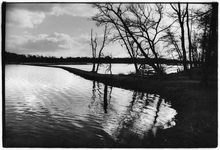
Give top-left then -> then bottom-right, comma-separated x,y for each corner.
5,65 -> 177,147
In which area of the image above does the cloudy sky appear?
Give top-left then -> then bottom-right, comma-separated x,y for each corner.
5,3 -> 128,58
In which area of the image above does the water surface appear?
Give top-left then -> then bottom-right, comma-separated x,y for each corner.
5,65 -> 177,147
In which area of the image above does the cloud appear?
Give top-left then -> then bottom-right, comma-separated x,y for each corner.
6,31 -> 96,57
6,3 -> 97,28
6,3 -> 55,28
6,3 -> 96,17
74,33 -> 90,44
51,4 -> 98,17
6,32 -> 73,53
6,9 -> 45,28
6,31 -> 130,58
6,3 -> 54,13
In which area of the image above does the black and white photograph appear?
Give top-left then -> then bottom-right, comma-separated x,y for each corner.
2,1 -> 218,148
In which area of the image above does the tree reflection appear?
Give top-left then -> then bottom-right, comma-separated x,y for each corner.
112,92 -> 177,143
89,82 -> 177,145
89,81 -> 113,114
103,84 -> 108,113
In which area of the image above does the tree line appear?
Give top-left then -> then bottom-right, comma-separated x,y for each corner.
5,51 -> 199,64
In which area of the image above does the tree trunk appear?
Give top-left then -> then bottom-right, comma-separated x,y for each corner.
174,3 -> 187,72
186,3 -> 193,79
179,20 -> 187,71
92,59 -> 96,72
96,61 -> 100,73
201,20 -> 207,64
201,3 -> 218,86
134,63 -> 139,74
91,29 -> 97,72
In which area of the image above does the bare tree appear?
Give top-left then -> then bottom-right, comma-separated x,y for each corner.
105,56 -> 112,75
191,31 -> 199,66
119,40 -> 140,73
91,29 -> 98,72
200,18 -> 208,63
127,4 -> 177,76
162,28 -> 183,60
92,4 -> 158,73
92,4 -> 174,78
194,4 -> 212,64
127,4 -> 163,76
90,25 -> 109,73
200,3 -> 218,86
110,20 -> 139,74
170,3 -> 188,71
186,3 -> 193,78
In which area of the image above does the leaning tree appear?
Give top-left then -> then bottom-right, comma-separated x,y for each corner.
92,3 -> 175,78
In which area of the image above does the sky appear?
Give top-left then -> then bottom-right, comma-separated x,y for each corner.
5,3 -> 129,58
5,2 -> 207,59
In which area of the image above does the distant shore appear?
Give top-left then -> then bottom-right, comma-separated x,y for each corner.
5,62 -> 90,65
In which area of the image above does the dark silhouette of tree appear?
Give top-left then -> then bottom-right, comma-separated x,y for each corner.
186,3 -> 193,79
170,3 -> 188,71
90,25 -> 109,73
104,55 -> 113,75
111,22 -> 139,74
191,31 -> 200,66
91,29 -> 98,72
127,4 -> 175,78
200,3 -> 218,86
194,4 -> 212,64
92,4 -> 146,74
200,18 -> 209,63
162,28 -> 183,61
92,4 -> 174,78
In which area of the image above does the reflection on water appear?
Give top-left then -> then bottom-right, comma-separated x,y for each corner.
5,65 -> 177,147
89,81 -> 177,145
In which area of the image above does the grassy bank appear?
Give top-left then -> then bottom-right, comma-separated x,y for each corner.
53,66 -> 164,94
154,80 -> 217,147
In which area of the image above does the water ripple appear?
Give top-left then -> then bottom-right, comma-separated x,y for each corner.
5,65 -> 177,147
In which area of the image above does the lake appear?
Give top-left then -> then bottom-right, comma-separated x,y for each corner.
4,65 -> 177,147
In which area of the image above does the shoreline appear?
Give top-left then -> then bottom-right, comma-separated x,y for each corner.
53,65 -> 164,94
